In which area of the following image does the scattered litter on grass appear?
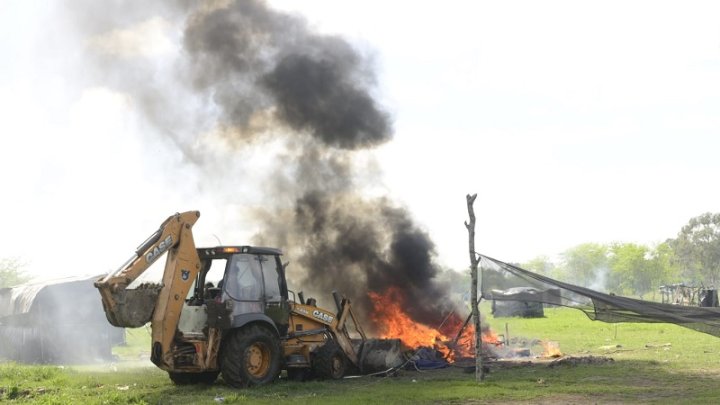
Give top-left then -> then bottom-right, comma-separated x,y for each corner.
547,356 -> 614,368
214,395 -> 224,403
3,386 -> 33,400
116,385 -> 129,391
645,343 -> 671,349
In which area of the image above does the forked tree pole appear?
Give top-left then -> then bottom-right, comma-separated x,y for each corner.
464,193 -> 484,381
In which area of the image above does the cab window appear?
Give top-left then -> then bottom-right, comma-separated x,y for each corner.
225,254 -> 263,301
260,256 -> 281,301
205,258 -> 226,289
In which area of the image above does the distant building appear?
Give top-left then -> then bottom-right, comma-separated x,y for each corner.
0,275 -> 124,363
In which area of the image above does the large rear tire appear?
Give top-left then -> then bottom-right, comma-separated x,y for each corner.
220,325 -> 282,388
312,341 -> 347,380
168,371 -> 219,385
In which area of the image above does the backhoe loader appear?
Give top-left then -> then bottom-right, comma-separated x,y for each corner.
95,211 -> 401,387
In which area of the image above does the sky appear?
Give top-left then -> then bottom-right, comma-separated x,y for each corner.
1,0 -> 720,280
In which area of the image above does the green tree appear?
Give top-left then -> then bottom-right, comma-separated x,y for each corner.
522,255 -> 558,278
0,258 -> 29,288
647,241 -> 681,298
561,243 -> 609,289
670,212 -> 720,286
608,243 -> 654,298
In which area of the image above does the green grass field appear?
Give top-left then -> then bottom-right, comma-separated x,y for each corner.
2,306 -> 720,404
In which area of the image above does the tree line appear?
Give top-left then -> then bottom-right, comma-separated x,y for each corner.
521,212 -> 720,300
0,258 -> 29,288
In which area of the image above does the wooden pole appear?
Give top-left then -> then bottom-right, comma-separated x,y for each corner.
464,193 -> 484,381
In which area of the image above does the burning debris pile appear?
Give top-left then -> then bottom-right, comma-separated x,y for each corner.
369,288 -> 479,360
365,287 -> 563,368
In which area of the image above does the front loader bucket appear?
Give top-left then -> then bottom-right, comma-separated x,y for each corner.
102,284 -> 161,328
358,338 -> 408,373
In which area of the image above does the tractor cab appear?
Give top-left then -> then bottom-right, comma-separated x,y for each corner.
184,246 -> 290,336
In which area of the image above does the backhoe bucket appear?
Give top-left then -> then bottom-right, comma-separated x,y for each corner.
357,338 -> 407,373
102,285 -> 161,328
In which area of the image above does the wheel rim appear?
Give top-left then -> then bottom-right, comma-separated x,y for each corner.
245,342 -> 271,378
331,355 -> 343,378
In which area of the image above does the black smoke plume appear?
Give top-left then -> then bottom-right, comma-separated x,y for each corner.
183,1 -> 391,149
255,188 -> 451,329
76,0 -> 454,332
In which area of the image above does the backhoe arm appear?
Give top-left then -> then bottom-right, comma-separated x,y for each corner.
95,211 -> 201,328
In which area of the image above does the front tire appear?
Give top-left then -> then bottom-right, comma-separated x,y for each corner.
220,325 -> 282,388
312,341 -> 347,380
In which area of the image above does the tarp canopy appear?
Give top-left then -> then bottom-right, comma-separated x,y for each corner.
480,254 -> 720,338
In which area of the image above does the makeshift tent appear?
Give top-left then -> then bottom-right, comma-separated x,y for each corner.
0,276 -> 124,363
480,254 -> 720,338
491,287 -> 551,318
658,283 -> 719,307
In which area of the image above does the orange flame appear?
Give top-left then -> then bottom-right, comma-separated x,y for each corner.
447,319 -> 503,359
368,287 -> 503,361
541,341 -> 562,358
368,288 -> 450,354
